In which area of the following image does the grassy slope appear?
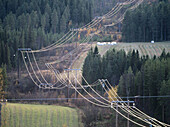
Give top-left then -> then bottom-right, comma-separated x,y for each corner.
96,42 -> 170,57
1,103 -> 82,127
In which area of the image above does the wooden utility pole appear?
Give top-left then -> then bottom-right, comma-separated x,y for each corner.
111,100 -> 134,127
18,51 -> 20,80
17,48 -> 31,82
116,103 -> 118,127
127,100 -> 130,127
67,70 -> 69,103
75,69 -> 77,99
64,69 -> 80,103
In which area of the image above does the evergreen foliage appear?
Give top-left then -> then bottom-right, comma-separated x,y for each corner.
82,47 -> 102,85
82,47 -> 142,85
0,0 -> 93,68
0,64 -> 7,99
122,1 -> 170,42
82,47 -> 170,123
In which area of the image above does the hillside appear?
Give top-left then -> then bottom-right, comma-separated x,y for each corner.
0,0 -> 93,68
72,42 -> 170,70
1,103 -> 83,127
82,42 -> 170,125
0,0 -> 151,69
96,42 -> 170,57
0,0 -> 170,126
122,1 -> 170,42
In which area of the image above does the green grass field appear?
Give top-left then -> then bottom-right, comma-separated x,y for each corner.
1,103 -> 82,127
96,42 -> 170,57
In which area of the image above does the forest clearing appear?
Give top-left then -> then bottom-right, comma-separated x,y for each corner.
96,42 -> 170,57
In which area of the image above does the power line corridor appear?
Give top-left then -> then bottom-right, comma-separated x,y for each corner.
16,0 -> 170,126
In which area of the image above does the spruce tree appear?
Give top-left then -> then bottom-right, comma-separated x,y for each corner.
1,41 -> 5,64
51,9 -> 59,33
41,14 -> 46,30
45,12 -> 50,32
60,14 -> 66,33
118,75 -> 126,96
93,45 -> 99,55
134,71 -> 142,96
125,66 -> 134,96
6,44 -> 11,68
0,68 -> 5,99
1,64 -> 7,90
82,48 -> 93,84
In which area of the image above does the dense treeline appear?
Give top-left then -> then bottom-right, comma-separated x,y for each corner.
82,46 -> 170,123
122,1 -> 170,42
82,46 -> 145,85
118,51 -> 170,123
0,0 -> 93,68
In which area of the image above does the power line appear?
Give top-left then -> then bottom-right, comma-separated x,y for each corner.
103,79 -> 169,127
20,0 -> 140,89
7,95 -> 170,101
18,0 -> 170,126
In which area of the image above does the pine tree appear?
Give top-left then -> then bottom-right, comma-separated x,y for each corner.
125,66 -> 134,96
160,49 -> 166,59
159,79 -> 170,122
0,68 -> 5,99
45,3 -> 51,15
29,29 -> 37,48
82,49 -> 93,84
60,12 -> 67,33
92,55 -> 102,84
1,64 -> 7,90
105,62 -> 112,79
118,75 -> 126,96
1,41 -> 5,64
101,56 -> 106,78
134,71 -> 142,96
51,9 -> 59,33
41,14 -> 46,30
6,44 -> 11,68
93,45 -> 99,55
45,12 -> 50,32
122,11 -> 131,42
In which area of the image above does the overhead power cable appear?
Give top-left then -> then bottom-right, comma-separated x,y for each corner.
47,64 -> 101,89
65,71 -> 147,127
29,0 -> 135,53
20,0 -> 170,126
22,0 -> 140,87
30,31 -> 77,53
104,79 -> 169,126
101,79 -> 160,126
80,73 -> 153,126
21,51 -> 41,88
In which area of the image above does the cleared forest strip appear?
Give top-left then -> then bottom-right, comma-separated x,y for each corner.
96,42 -> 169,58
